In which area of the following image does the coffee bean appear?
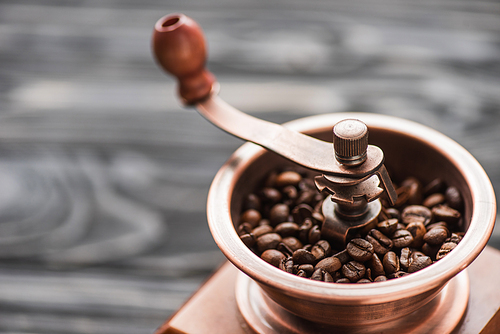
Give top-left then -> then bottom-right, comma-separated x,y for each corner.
279,257 -> 294,273
269,204 -> 290,226
408,255 -> 432,273
260,187 -> 282,204
256,233 -> 282,253
240,234 -> 255,247
445,186 -> 463,211
423,193 -> 445,208
367,229 -> 393,255
277,242 -> 293,257
423,226 -> 449,245
432,205 -> 461,225
342,261 -> 366,282
374,275 -> 387,282
275,171 -> 302,188
399,247 -> 411,271
383,251 -> 400,275
401,177 -> 423,205
367,253 -> 385,277
282,185 -> 298,201
297,269 -> 308,277
291,204 -> 313,223
388,271 -> 409,279
423,178 -> 446,196
392,229 -> 414,248
244,193 -> 261,211
333,249 -> 351,264
422,243 -> 441,260
308,225 -> 322,245
347,238 -> 374,262
311,268 -> 334,282
252,224 -> 274,238
336,278 -> 351,283
292,248 -> 316,265
377,218 -> 399,236
298,264 -> 315,277
401,205 -> 432,226
406,221 -> 427,248
436,242 -> 457,260
261,249 -> 286,267
274,222 -> 299,237
237,222 -> 253,236
446,233 -> 463,244
298,218 -> 313,243
357,279 -> 371,283
281,236 -> 303,252
315,256 -> 341,274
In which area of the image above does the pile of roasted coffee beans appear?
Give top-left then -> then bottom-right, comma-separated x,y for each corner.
237,169 -> 464,283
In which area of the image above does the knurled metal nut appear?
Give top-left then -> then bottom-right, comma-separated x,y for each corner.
333,119 -> 368,160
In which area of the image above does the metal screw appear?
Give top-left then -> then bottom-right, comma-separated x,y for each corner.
333,119 -> 368,166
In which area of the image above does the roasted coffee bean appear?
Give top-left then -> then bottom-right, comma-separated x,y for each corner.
426,221 -> 449,231
436,242 -> 457,260
401,205 -> 432,226
385,208 -> 401,221
336,278 -> 351,283
244,193 -> 261,211
411,251 -> 427,262
277,242 -> 293,257
377,219 -> 399,236
346,238 -> 374,262
269,204 -> 290,226
240,234 -> 255,247
446,233 -> 463,244
315,256 -> 341,274
280,257 -> 294,273
406,221 -> 427,248
295,190 -> 316,206
445,186 -> 463,210
401,177 -> 423,205
261,249 -> 286,267
252,224 -> 273,238
292,248 -> 316,265
367,253 -> 385,277
423,226 -> 449,245
423,178 -> 446,196
388,271 -> 409,279
274,222 -> 299,237
423,193 -> 445,208
296,269 -> 308,277
367,229 -> 393,255
240,209 -> 262,228
374,275 -> 387,282
342,261 -> 366,282
275,171 -> 302,188
291,204 -> 313,223
237,222 -> 253,236
357,279 -> 371,284
260,187 -> 282,204
282,185 -> 298,201
256,233 -> 282,253
298,264 -> 315,277
308,225 -> 322,245
383,251 -> 400,275
281,236 -> 303,252
432,205 -> 461,225
333,249 -> 351,264
392,229 -> 414,248
298,218 -> 313,243
399,247 -> 411,271
408,255 -> 432,273
422,243 -> 441,260
311,268 -> 334,282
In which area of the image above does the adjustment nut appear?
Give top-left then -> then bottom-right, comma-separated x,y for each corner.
333,119 -> 368,166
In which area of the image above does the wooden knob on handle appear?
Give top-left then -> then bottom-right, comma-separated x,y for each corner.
152,14 -> 216,105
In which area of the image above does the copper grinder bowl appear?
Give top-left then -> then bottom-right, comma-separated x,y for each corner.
206,112 -> 496,327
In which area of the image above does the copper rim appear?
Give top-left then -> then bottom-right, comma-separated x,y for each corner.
207,113 -> 496,307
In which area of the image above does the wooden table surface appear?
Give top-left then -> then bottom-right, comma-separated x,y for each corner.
0,0 -> 499,333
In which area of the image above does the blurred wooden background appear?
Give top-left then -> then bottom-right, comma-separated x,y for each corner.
0,0 -> 499,333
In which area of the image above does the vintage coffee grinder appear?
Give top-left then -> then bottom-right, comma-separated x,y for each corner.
152,14 -> 499,334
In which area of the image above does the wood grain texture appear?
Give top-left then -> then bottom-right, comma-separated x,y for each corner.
0,0 -> 498,332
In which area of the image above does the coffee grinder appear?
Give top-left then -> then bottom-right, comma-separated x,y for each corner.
151,14 -> 499,334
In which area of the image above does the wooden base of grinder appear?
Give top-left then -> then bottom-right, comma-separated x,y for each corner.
156,246 -> 500,334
